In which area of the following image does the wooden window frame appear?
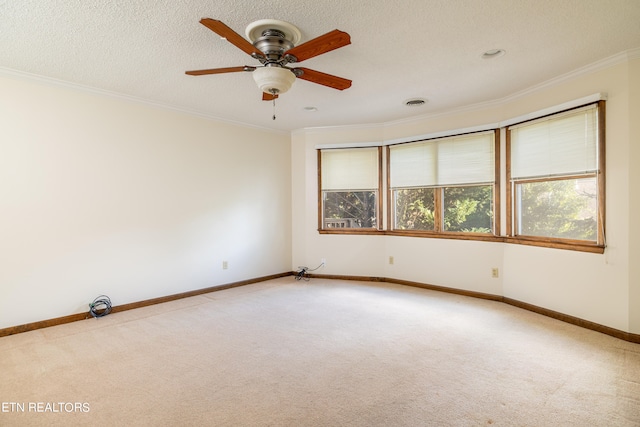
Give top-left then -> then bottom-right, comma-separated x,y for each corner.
385,129 -> 502,242
318,146 -> 384,235
505,101 -> 606,254
314,101 -> 605,254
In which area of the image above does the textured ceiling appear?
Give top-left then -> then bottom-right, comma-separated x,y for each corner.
2,0 -> 640,132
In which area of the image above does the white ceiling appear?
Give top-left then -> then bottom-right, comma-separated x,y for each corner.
2,0 -> 640,133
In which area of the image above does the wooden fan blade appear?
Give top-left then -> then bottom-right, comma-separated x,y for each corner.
284,30 -> 351,62
295,67 -> 352,90
185,66 -> 255,76
200,18 -> 264,58
262,92 -> 279,101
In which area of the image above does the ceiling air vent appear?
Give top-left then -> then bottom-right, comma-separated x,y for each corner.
405,98 -> 427,107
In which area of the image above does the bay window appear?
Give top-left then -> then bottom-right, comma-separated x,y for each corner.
315,98 -> 605,252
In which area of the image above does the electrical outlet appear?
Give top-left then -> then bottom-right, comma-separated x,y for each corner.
222,261 -> 228,270
389,256 -> 394,265
491,268 -> 499,278
321,258 -> 326,268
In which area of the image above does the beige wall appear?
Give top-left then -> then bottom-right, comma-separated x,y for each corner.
628,57 -> 640,332
292,55 -> 640,333
2,53 -> 637,335
0,75 -> 292,329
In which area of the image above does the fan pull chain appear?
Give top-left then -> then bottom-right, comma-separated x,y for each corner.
271,89 -> 278,120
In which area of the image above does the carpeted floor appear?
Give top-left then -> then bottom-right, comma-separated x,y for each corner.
1,277 -> 639,426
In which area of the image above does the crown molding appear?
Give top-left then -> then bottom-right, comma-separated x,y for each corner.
627,47 -> 640,60
293,121 -> 385,135
3,46 -> 638,138
299,48 -> 638,135
0,67 -> 288,136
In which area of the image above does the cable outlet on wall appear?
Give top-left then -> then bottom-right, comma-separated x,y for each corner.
222,261 -> 228,270
491,267 -> 499,278
321,258 -> 326,268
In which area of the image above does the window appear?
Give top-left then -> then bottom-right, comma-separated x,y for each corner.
319,147 -> 381,232
507,102 -> 605,249
388,130 -> 498,235
314,97 -> 605,252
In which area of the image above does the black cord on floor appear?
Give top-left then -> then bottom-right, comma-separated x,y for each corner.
295,262 -> 325,281
295,268 -> 309,281
89,295 -> 112,318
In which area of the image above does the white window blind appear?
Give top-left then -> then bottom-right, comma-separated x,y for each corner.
388,142 -> 437,188
389,131 -> 495,188
321,147 -> 378,190
510,104 -> 598,180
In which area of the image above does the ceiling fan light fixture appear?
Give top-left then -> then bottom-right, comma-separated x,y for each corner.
253,66 -> 296,94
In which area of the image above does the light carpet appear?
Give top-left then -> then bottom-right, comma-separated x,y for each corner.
1,277 -> 639,426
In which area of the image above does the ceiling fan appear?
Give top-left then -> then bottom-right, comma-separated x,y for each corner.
185,18 -> 352,101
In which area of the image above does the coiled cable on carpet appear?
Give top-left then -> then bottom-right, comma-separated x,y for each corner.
89,295 -> 112,318
295,262 -> 325,281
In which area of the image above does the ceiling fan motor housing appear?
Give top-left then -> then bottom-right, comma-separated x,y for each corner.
249,23 -> 299,94
254,29 -> 294,60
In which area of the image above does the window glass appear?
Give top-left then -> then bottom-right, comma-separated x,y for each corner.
393,188 -> 435,230
443,185 -> 493,233
515,177 -> 597,240
323,191 -> 377,229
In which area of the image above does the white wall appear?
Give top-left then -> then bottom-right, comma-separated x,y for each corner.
499,60 -> 632,332
292,54 -> 640,334
0,75 -> 291,329
291,129 -> 386,276
2,54 -> 637,335
629,57 -> 640,333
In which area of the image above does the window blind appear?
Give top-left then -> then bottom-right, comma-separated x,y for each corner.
389,131 -> 495,188
321,147 -> 378,191
510,104 -> 597,180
